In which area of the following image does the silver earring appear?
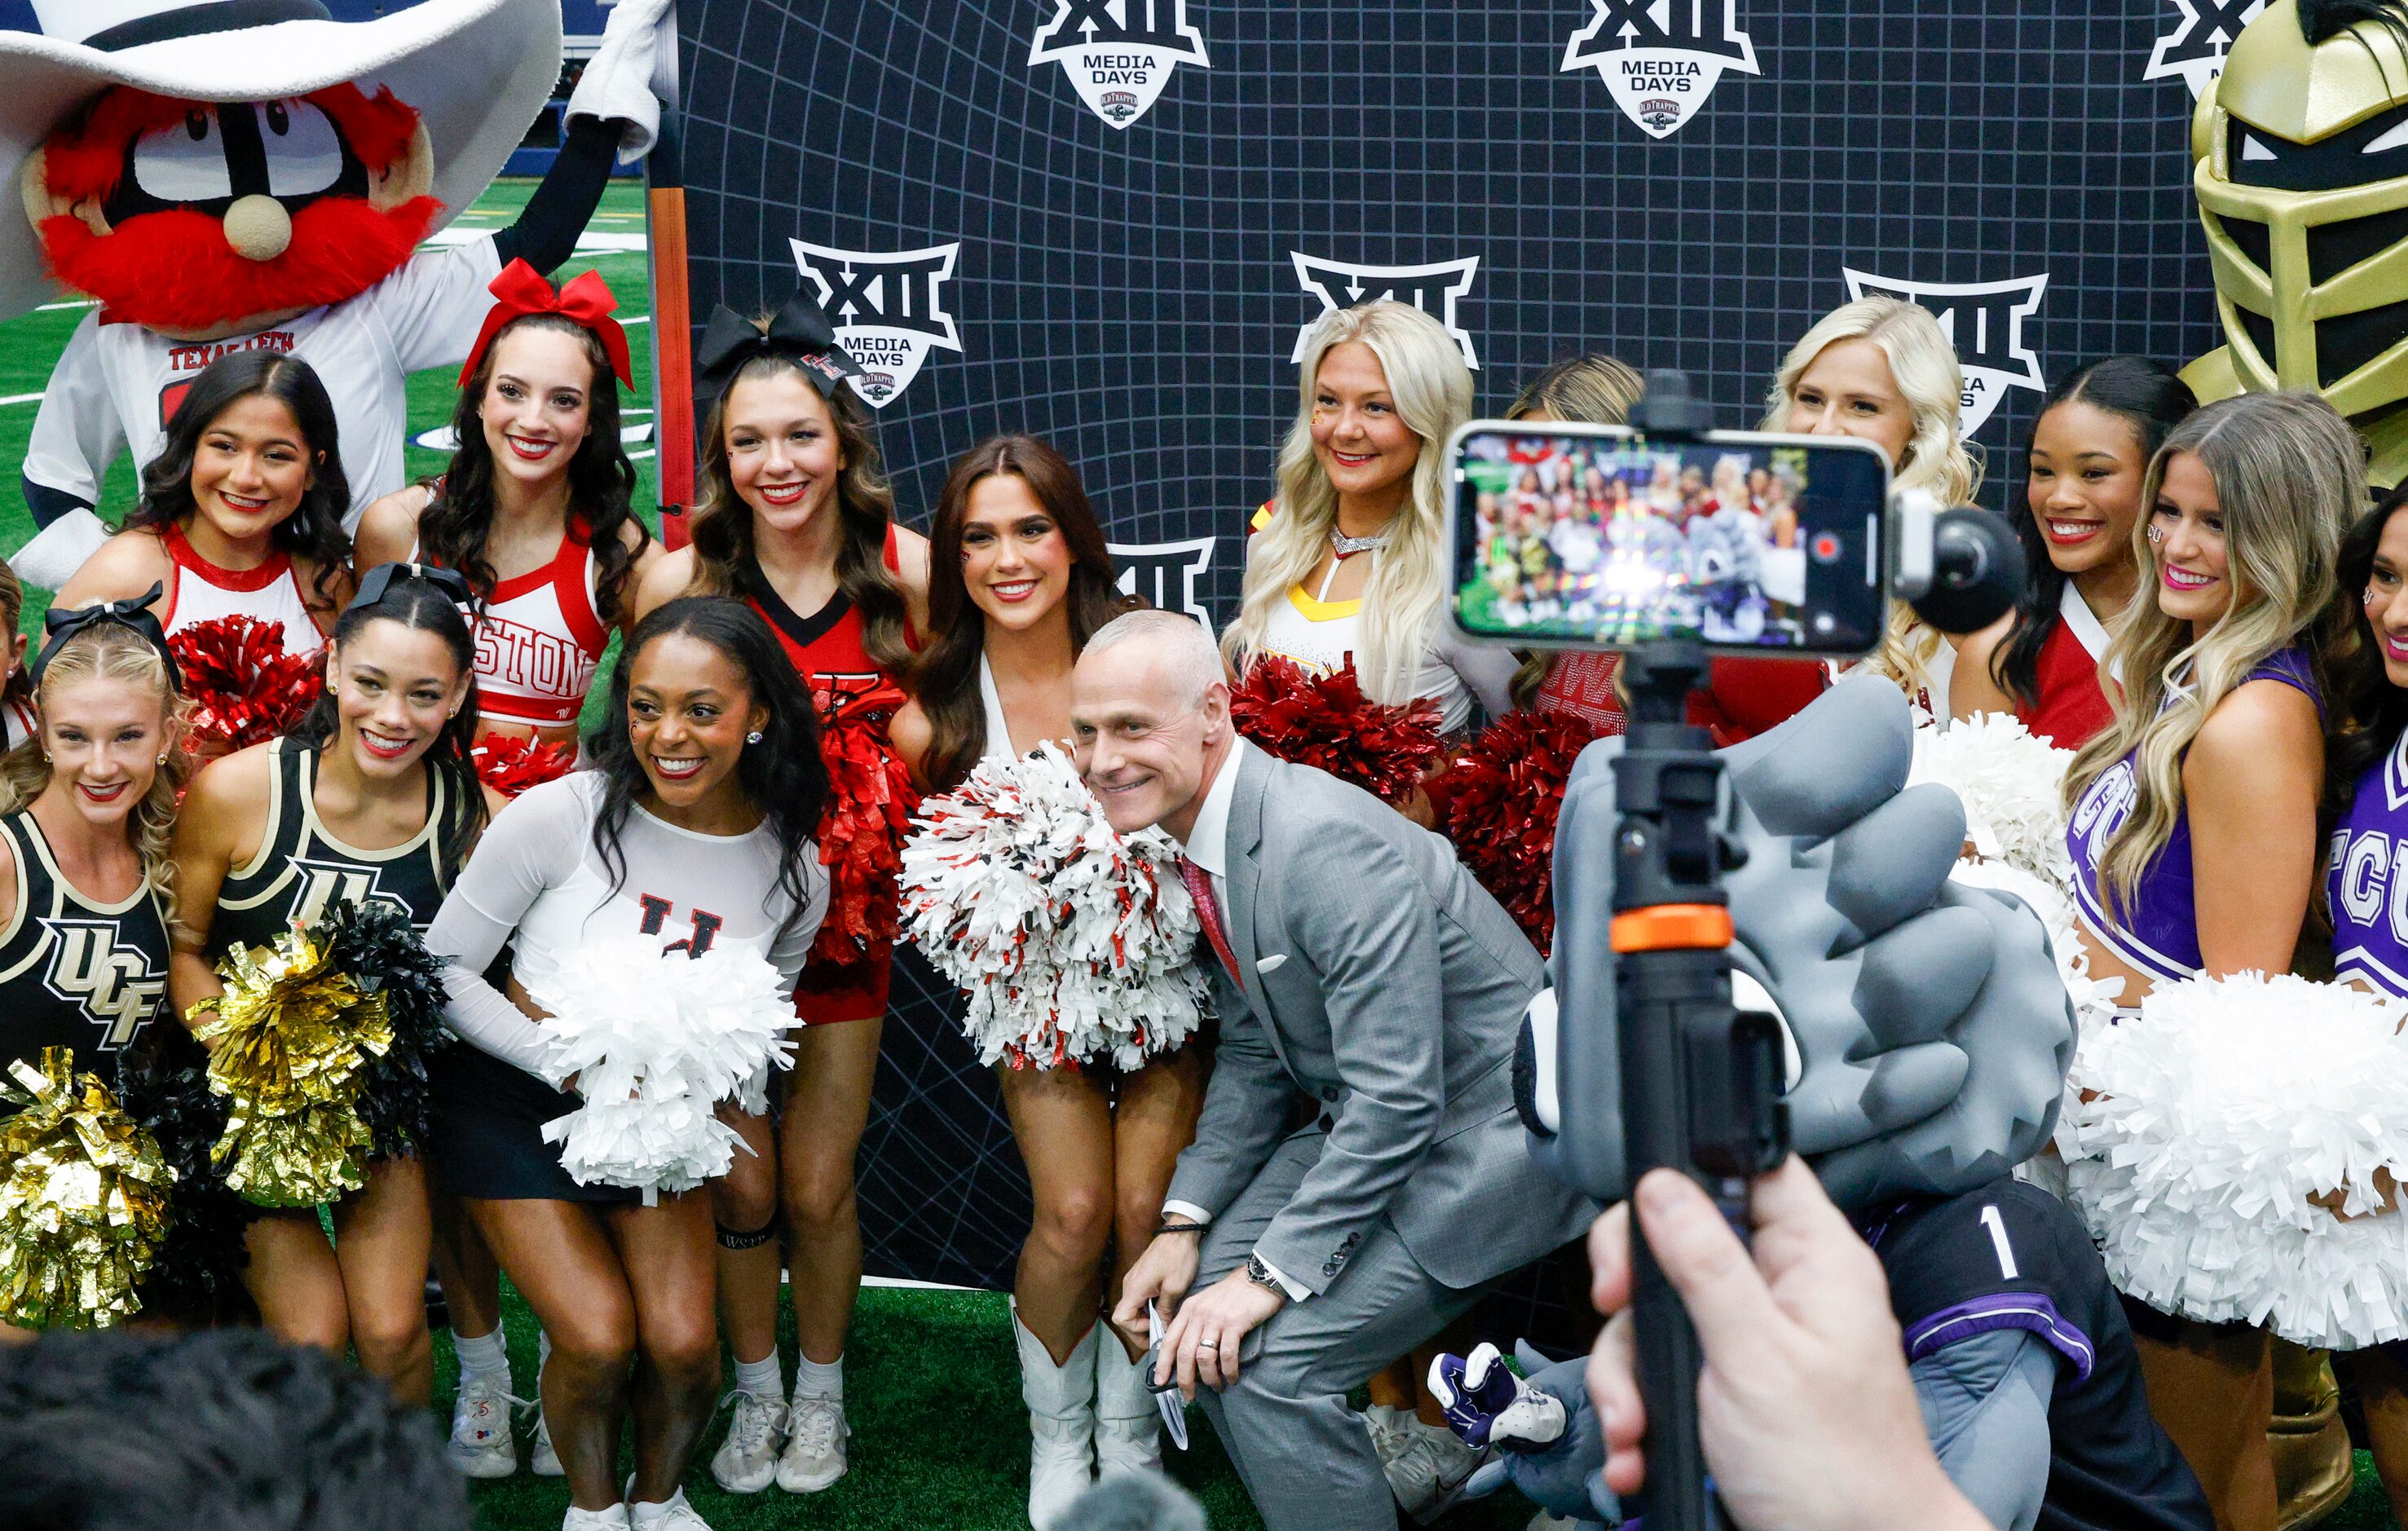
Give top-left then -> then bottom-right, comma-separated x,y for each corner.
747,730 -> 764,744
155,753 -> 166,766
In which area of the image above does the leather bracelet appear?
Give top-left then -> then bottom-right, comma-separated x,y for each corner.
1155,1220 -> 1204,1237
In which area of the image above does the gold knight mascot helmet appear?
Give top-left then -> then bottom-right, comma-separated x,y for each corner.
2185,0 -> 2408,486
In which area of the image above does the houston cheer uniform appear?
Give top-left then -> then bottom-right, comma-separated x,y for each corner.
2066,647 -> 2318,984
1857,1178 -> 2212,1531
739,526 -> 912,1023
412,518 -> 608,734
2329,728 -> 2408,995
2018,585 -> 2116,748
207,738 -> 461,957
0,809 -> 169,1072
24,239 -> 503,538
424,773 -> 826,1201
157,523 -> 324,643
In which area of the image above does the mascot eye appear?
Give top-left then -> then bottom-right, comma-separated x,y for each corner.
2241,133 -> 2278,163
2367,117 -> 2408,157
131,112 -> 232,204
261,100 -> 344,200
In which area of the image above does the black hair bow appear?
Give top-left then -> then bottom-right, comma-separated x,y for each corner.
347,562 -> 475,614
695,289 -> 866,401
33,582 -> 180,691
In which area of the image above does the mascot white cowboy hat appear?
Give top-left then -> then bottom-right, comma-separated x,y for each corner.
0,0 -> 673,588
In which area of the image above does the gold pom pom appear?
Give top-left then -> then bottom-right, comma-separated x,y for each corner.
196,924 -> 395,1208
0,1048 -> 177,1329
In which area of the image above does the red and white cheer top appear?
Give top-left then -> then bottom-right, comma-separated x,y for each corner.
456,523 -> 608,730
159,523 -> 322,642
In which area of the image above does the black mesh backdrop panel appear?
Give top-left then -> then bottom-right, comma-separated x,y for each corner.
677,1 -> 2233,1288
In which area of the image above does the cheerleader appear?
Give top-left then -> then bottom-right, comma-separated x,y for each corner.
633,293 -> 928,1493
1224,300 -> 1514,810
56,351 -> 351,648
424,597 -> 827,1531
166,566 -> 492,1407
887,435 -> 1202,1525
354,261 -> 659,752
0,559 -> 38,750
1952,358 -> 2197,744
2062,390 -> 2362,1530
1762,296 -> 1977,717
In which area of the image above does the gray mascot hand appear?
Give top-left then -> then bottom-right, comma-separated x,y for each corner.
1533,676 -> 2073,1207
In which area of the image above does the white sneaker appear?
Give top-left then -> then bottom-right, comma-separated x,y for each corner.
1364,1402 -> 1416,1468
776,1392 -> 850,1493
447,1373 -> 526,1479
628,1487 -> 713,1529
708,1388 -> 788,1494
1388,1422 -> 1490,1526
531,1407 -> 564,1477
561,1507 -> 629,1530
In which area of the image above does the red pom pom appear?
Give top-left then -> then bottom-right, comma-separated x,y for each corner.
166,615 -> 324,755
1228,655 -> 1442,805
799,681 -> 921,993
470,735 -> 576,799
1438,709 -> 1602,955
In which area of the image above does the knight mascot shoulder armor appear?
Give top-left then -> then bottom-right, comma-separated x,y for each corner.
2184,0 -> 2408,487
0,0 -> 676,589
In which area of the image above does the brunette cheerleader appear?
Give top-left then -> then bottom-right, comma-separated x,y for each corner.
58,352 -> 351,652
167,566 -> 493,1405
0,560 -> 37,750
632,293 -> 929,1494
2062,390 -> 2361,1529
424,597 -> 828,1531
887,435 -> 1202,1524
1952,358 -> 2197,744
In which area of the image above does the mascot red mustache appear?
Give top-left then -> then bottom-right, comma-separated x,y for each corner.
0,0 -> 674,589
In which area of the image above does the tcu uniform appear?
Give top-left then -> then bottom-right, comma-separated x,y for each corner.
0,808 -> 170,1070
2329,730 -> 2408,996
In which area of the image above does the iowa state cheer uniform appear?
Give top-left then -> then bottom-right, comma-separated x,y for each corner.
2016,585 -> 2116,748
0,808 -> 170,1073
1857,1176 -> 2212,1531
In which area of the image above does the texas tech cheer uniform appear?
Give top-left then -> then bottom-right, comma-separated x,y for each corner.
739,526 -> 910,1024
157,523 -> 324,645
424,772 -> 826,1201
2018,584 -> 2116,748
1856,1177 -> 2212,1531
207,737 -> 462,955
3,692 -> 37,752
2329,729 -> 2408,996
0,809 -> 169,1074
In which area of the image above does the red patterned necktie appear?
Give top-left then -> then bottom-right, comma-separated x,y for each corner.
1177,856 -> 1241,985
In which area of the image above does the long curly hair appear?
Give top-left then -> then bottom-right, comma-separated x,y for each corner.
2064,390 -> 2363,918
0,624 -> 193,929
686,346 -> 911,673
1223,300 -> 1472,704
120,351 -> 349,613
417,311 -> 650,625
915,435 -> 1135,792
584,598 -> 828,944
0,559 -> 33,718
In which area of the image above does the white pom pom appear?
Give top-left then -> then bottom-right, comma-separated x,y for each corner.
2057,971 -> 2408,1348
902,743 -> 1211,1071
1910,710 -> 2075,888
529,944 -> 796,1198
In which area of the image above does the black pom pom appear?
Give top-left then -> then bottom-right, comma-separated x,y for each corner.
112,1025 -> 253,1321
320,899 -> 452,1163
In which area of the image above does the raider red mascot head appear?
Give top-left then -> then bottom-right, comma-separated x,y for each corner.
0,0 -> 556,338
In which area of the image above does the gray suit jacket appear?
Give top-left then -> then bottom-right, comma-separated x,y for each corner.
1166,747 -> 1597,1293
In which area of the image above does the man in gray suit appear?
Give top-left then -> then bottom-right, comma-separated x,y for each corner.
1075,611 -> 1594,1531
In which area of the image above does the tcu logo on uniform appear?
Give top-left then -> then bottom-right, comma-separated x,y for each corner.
289,858 -> 404,929
1028,0 -> 1210,130
41,917 -> 165,1049
1841,268 -> 2049,439
789,240 -> 965,410
1563,0 -> 1760,139
1290,253 -> 1482,370
2144,0 -> 2265,99
1107,536 -> 1215,629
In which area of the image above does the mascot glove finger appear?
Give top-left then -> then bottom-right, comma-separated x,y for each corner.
569,0 -> 679,161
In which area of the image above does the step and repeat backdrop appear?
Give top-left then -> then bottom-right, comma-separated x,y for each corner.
673,0 -> 2238,1291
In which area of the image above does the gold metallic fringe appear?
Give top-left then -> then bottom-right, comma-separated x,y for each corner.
0,1048 -> 176,1328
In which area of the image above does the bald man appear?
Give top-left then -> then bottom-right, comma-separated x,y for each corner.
1077,610 -> 1594,1531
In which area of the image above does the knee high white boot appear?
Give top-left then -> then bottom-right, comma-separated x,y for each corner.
1014,1303 -> 1099,1531
1093,1329 -> 1163,1477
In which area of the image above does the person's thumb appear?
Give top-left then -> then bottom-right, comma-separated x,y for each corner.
1630,1168 -> 1781,1357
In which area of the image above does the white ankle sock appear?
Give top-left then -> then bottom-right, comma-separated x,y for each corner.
794,1352 -> 843,1401
452,1326 -> 509,1388
628,1488 -> 689,1523
733,1351 -> 783,1399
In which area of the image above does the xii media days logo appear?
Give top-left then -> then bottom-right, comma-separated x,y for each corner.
790,240 -> 965,410
1290,253 -> 1483,371
1029,0 -> 1210,130
1563,0 -> 1759,139
1841,268 -> 2049,439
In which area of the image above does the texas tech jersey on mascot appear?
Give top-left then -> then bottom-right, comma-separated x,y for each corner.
0,0 -> 673,588
2184,0 -> 2408,487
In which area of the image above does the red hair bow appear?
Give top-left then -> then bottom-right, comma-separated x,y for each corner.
457,259 -> 634,391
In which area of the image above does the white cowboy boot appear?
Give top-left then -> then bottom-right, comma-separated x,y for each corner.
1092,1330 -> 1164,1477
1013,1303 -> 1099,1530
